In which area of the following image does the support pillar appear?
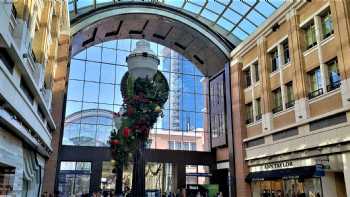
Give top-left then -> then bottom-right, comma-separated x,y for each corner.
131,141 -> 145,197
343,153 -> 350,197
230,59 -> 251,197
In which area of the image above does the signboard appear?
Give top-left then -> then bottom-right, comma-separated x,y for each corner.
250,156 -> 330,172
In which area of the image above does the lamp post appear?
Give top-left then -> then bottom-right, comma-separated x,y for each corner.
116,40 -> 161,197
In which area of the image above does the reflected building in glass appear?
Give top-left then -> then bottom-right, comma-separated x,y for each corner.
62,39 -> 209,153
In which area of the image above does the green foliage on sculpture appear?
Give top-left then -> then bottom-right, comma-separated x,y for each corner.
109,71 -> 169,167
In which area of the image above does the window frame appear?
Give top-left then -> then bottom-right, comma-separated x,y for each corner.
304,21 -> 317,50
245,102 -> 253,124
307,67 -> 323,99
243,67 -> 252,88
326,58 -> 341,92
272,88 -> 283,114
270,48 -> 279,72
285,81 -> 295,109
320,9 -> 334,40
255,98 -> 262,121
282,39 -> 290,65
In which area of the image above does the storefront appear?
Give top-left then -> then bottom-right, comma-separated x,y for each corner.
246,159 -> 326,197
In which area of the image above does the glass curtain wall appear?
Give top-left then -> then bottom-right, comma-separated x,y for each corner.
63,39 -> 209,151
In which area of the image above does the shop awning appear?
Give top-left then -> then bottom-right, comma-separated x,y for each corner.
245,165 -> 325,182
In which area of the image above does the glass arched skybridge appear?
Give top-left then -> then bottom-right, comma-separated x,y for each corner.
68,0 -> 285,43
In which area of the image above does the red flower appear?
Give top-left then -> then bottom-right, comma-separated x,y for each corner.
123,127 -> 131,138
133,95 -> 140,100
110,139 -> 120,145
127,107 -> 134,116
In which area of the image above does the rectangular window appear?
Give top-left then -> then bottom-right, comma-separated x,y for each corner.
58,162 -> 91,197
255,98 -> 262,121
327,58 -> 341,91
20,79 -> 34,104
304,22 -> 317,49
321,10 -> 334,39
0,48 -> 15,73
285,82 -> 294,108
245,102 -> 253,124
254,62 -> 259,82
272,88 -> 283,113
270,48 -> 279,72
282,40 -> 290,64
0,166 -> 15,196
243,67 -> 251,88
308,67 -> 323,99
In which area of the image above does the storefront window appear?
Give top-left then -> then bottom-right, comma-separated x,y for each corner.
58,162 -> 91,197
251,178 -> 322,197
185,165 -> 210,186
0,166 -> 15,196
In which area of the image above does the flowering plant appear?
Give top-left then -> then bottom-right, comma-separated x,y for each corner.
109,71 -> 169,167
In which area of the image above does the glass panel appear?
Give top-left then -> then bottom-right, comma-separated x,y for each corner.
65,100 -> 82,117
102,47 -> 116,64
67,80 -> 84,101
309,68 -> 322,91
96,124 -> 111,146
69,59 -> 85,80
85,61 -> 101,82
64,39 -> 209,150
86,46 -> 101,62
115,66 -> 128,84
101,161 -> 116,192
99,83 -> 114,104
321,10 -> 333,39
100,64 -> 115,84
328,60 -> 340,84
117,39 -> 131,51
74,175 -> 90,195
62,123 -> 80,145
79,123 -> 97,146
83,82 -> 99,102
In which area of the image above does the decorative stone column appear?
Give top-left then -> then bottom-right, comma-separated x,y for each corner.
230,58 -> 251,197
42,34 -> 70,196
286,10 -> 310,122
330,0 -> 350,107
257,37 -> 273,132
342,153 -> 350,197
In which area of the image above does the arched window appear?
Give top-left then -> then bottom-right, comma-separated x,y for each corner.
63,39 -> 209,151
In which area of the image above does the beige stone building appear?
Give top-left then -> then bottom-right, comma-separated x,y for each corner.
227,1 -> 350,196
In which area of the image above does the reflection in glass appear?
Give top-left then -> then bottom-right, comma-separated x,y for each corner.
64,39 -> 209,151
58,162 -> 91,197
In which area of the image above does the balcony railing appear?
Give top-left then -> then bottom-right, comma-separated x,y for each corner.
272,105 -> 283,114
327,80 -> 341,92
308,88 -> 323,99
285,100 -> 295,109
256,114 -> 262,121
9,4 -> 18,33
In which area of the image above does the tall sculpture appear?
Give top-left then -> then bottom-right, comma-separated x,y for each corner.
110,40 -> 169,196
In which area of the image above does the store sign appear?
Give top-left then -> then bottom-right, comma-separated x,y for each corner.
250,156 -> 330,172
264,161 -> 293,170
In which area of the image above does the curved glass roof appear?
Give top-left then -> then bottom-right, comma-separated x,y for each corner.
68,0 -> 285,43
